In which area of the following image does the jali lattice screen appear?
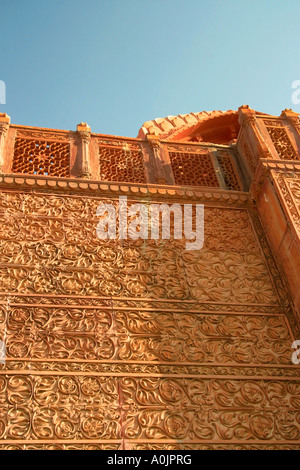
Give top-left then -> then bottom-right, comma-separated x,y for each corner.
12,137 -> 70,177
99,142 -> 146,183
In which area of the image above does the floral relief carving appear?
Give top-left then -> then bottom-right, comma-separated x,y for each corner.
0,192 -> 278,304
0,188 -> 299,448
273,173 -> 300,234
120,377 -> 300,441
288,179 -> 300,227
0,374 -> 120,440
1,374 -> 299,443
1,304 -> 292,364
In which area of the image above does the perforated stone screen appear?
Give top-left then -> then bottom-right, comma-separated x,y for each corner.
217,151 -> 242,191
169,151 -> 220,187
99,143 -> 146,183
12,138 -> 70,177
266,126 -> 298,160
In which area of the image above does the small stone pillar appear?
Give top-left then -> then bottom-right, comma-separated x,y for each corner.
77,122 -> 91,178
146,135 -> 166,184
281,108 -> 300,134
238,105 -> 271,160
0,113 -> 10,174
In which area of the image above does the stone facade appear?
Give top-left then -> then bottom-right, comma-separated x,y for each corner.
0,106 -> 299,449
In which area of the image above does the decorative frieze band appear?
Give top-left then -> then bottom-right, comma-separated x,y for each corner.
0,173 -> 251,205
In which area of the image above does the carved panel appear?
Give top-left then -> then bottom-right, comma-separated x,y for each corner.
0,187 -> 299,449
0,304 -> 291,365
0,193 -> 278,304
120,377 -> 300,442
0,374 -> 120,440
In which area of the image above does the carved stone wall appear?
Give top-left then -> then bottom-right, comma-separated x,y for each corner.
0,183 -> 299,450
0,108 -> 300,450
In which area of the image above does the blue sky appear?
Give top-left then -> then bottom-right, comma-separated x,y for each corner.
1,0 -> 300,137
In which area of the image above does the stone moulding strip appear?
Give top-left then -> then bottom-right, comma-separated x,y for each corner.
1,364 -> 299,380
0,303 -> 284,316
0,439 -> 121,442
0,439 -> 298,445
0,292 -> 279,305
1,358 -> 296,367
0,174 -> 251,204
0,370 -> 299,380
1,361 -> 299,373
0,293 -> 284,311
261,160 -> 300,171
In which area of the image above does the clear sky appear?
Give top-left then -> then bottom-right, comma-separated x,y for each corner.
1,0 -> 300,137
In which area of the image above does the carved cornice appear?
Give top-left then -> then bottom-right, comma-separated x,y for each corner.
262,160 -> 300,173
0,174 -> 251,205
